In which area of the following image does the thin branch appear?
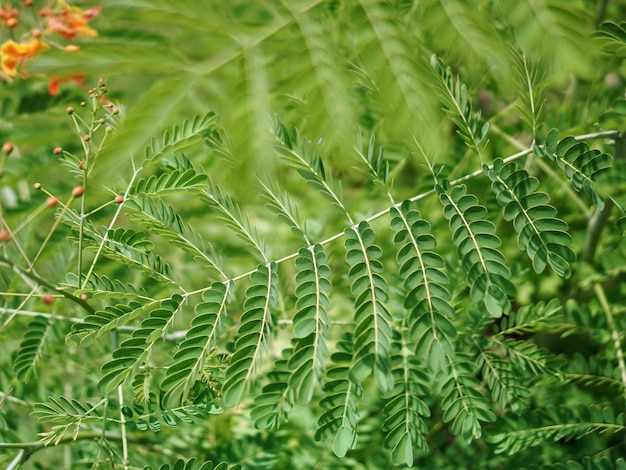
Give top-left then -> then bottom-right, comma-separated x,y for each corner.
81,162 -> 142,288
0,255 -> 95,315
594,283 -> 626,407
0,431 -> 134,468
183,129 -> 619,302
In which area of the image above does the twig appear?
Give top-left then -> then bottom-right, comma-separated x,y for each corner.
594,283 -> 626,408
0,255 -> 95,315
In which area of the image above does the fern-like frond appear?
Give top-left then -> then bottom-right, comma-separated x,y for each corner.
122,392 -> 221,433
161,282 -> 230,406
512,50 -> 545,141
131,168 -> 210,197
99,295 -> 184,393
488,405 -> 626,456
251,350 -> 292,431
221,263 -> 278,407
382,331 -> 430,466
143,112 -> 217,164
485,158 -> 576,277
202,181 -> 268,262
64,212 -> 176,286
315,333 -> 361,458
440,352 -> 496,442
593,21 -> 626,55
390,201 -> 456,371
436,182 -> 515,317
355,129 -> 390,195
535,130 -> 613,210
472,336 -> 530,413
252,245 -> 332,427
345,221 -> 394,392
32,396 -> 106,446
495,299 -> 565,335
66,299 -> 158,347
126,198 -> 226,278
259,179 -> 309,244
12,316 -> 53,383
430,55 -> 489,159
288,244 -> 331,404
492,336 -> 565,378
275,121 -> 352,222
64,272 -> 150,301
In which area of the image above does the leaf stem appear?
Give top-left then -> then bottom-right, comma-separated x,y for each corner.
593,282 -> 626,407
0,255 -> 95,315
81,163 -> 142,288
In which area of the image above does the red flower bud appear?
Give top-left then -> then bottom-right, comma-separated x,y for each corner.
72,185 -> 85,197
0,230 -> 10,242
46,196 -> 58,207
53,147 -> 62,155
2,142 -> 13,154
42,294 -> 54,305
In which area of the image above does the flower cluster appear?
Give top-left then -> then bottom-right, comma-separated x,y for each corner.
0,0 -> 100,86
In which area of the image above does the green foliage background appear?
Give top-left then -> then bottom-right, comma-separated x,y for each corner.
1,0 -> 626,468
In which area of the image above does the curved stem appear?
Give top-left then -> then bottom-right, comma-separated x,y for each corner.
0,255 -> 95,315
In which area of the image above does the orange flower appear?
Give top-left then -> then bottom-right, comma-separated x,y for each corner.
0,38 -> 47,77
47,74 -> 86,95
43,1 -> 100,40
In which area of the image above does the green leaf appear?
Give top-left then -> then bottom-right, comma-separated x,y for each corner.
161,283 -> 230,406
489,405 -> 626,456
439,353 -> 496,443
536,131 -> 613,209
315,334 -> 361,458
485,158 -> 575,277
382,331 -> 430,466
288,245 -> 332,405
222,263 -> 278,407
142,112 -> 218,165
345,221 -> 394,392
13,316 -> 53,383
437,183 -> 515,316
390,201 -> 456,372
99,295 -> 183,393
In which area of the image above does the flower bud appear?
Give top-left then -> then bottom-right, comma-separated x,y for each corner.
53,147 -> 62,155
72,185 -> 85,197
2,142 -> 14,154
